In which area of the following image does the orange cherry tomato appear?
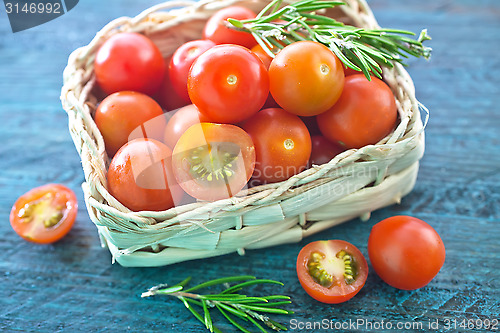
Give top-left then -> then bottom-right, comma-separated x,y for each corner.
242,108 -> 311,184
163,104 -> 211,149
172,123 -> 256,201
95,91 -> 166,157
10,184 -> 78,244
368,216 -> 446,290
107,138 -> 182,211
269,41 -> 345,116
296,240 -> 369,304
317,74 -> 398,149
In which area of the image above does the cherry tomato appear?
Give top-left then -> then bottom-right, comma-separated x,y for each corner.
268,41 -> 344,116
343,65 -> 362,76
300,116 -> 321,136
368,216 -> 446,290
296,240 -> 368,304
317,74 -> 398,149
94,32 -> 165,96
250,43 -> 273,69
155,56 -> 189,112
169,39 -> 216,103
309,135 -> 345,166
95,91 -> 166,157
203,6 -> 257,49
163,104 -> 211,149
10,184 -> 77,244
172,123 -> 255,201
107,138 -> 182,212
250,44 -> 280,109
188,44 -> 269,124
241,108 -> 311,184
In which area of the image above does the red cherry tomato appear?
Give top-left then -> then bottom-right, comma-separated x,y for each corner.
94,32 -> 165,96
188,44 -> 269,124
368,216 -> 446,290
250,44 -> 280,109
203,6 -> 257,49
317,74 -> 398,149
269,41 -> 344,116
10,184 -> 77,244
242,108 -> 311,184
163,104 -> 211,149
169,39 -> 216,103
107,138 -> 182,212
296,240 -> 368,304
95,91 -> 166,157
155,56 -> 189,112
172,123 -> 255,201
309,135 -> 345,166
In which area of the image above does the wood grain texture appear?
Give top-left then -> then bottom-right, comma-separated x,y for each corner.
0,0 -> 499,332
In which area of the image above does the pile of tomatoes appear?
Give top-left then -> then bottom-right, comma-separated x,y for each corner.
91,5 -> 399,212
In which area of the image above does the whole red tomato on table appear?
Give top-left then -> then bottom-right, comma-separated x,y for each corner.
368,215 -> 446,290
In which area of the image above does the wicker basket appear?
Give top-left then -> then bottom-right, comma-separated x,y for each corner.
61,0 -> 426,267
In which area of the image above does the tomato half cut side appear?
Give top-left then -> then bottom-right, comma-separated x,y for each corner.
172,123 -> 255,201
296,240 -> 368,304
10,184 -> 78,244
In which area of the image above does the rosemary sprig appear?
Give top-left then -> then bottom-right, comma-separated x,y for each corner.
141,275 -> 293,333
228,0 -> 432,79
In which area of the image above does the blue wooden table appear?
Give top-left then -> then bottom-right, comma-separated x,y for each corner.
1,0 -> 499,332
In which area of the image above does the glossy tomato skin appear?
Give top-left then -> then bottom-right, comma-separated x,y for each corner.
203,6 -> 257,49
269,41 -> 345,116
368,216 -> 445,290
10,184 -> 77,244
188,44 -> 269,124
95,91 -> 166,157
172,123 -> 256,201
242,108 -> 311,184
296,240 -> 368,304
94,32 -> 165,96
155,56 -> 189,112
107,138 -> 182,211
169,39 -> 216,103
163,104 -> 211,149
309,136 -> 345,166
317,74 -> 398,149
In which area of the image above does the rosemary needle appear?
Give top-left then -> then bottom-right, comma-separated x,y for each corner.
227,0 -> 432,80
142,275 -> 293,333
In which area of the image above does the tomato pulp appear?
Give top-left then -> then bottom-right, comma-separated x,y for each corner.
296,240 -> 368,304
172,123 -> 256,201
10,184 -> 78,244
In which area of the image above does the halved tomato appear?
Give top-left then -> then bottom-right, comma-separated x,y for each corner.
10,184 -> 78,244
296,240 -> 368,304
172,123 -> 255,201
